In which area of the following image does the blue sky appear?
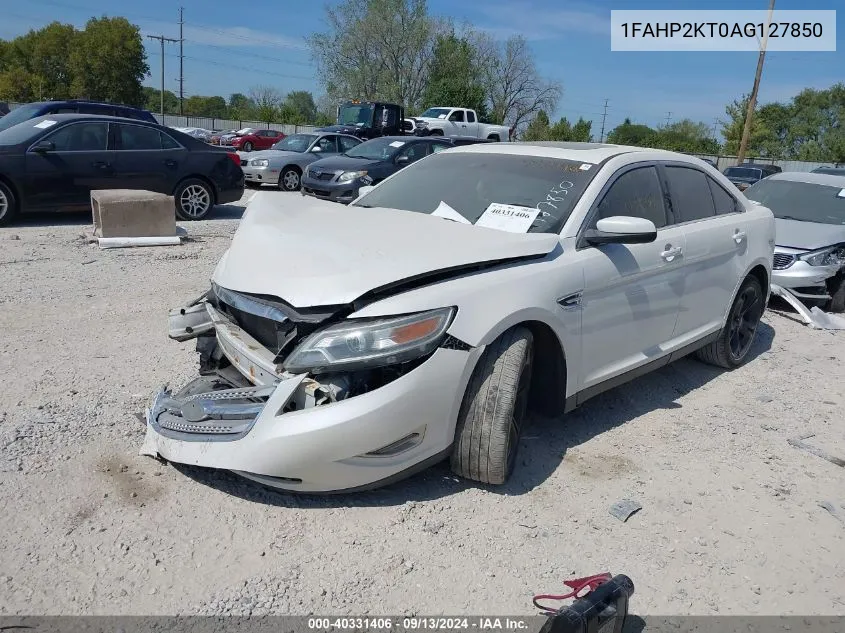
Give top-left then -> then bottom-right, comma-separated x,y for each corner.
3,0 -> 842,135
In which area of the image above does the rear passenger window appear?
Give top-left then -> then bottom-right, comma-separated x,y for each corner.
595,166 -> 667,229
665,166 -> 716,222
160,133 -> 180,149
118,124 -> 163,150
708,177 -> 742,215
467,111 -> 476,123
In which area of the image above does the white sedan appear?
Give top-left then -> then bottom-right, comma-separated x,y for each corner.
141,142 -> 775,493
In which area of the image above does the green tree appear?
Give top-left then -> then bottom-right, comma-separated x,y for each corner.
248,85 -> 282,122
547,116 -> 591,142
143,87 -> 178,114
421,33 -> 486,116
283,90 -> 318,123
607,118 -> 655,145
647,119 -> 720,154
68,17 -> 148,105
228,92 -> 254,120
521,110 -> 550,141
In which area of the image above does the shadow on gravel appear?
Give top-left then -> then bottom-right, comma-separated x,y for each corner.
7,204 -> 244,228
174,323 -> 775,507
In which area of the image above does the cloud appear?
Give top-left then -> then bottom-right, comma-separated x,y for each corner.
139,20 -> 307,51
474,2 -> 609,41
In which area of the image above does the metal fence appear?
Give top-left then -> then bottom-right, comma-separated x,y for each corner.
691,153 -> 837,173
153,114 -> 320,136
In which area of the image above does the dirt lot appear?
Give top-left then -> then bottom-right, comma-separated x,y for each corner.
0,189 -> 844,617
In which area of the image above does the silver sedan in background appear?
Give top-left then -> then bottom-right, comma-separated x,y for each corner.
241,132 -> 363,191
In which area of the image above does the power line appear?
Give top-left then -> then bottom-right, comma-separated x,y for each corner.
147,50 -> 313,81
147,34 -> 180,117
185,23 -> 307,52
181,40 -> 314,68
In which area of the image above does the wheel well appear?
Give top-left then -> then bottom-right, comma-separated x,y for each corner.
748,264 -> 768,292
487,134 -> 500,141
520,320 -> 567,417
0,175 -> 20,210
282,164 -> 302,174
175,175 -> 217,205
430,129 -> 444,135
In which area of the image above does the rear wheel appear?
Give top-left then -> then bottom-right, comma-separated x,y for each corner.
279,166 -> 301,191
174,179 -> 214,221
451,327 -> 534,485
0,181 -> 17,227
696,276 -> 764,369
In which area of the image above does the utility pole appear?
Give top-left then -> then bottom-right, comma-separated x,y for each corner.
665,112 -> 672,125
737,0 -> 776,165
178,7 -> 185,115
599,98 -> 609,142
147,34 -> 180,117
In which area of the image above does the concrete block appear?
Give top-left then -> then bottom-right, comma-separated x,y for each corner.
91,189 -> 176,238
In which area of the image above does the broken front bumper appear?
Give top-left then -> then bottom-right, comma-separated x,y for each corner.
771,259 -> 842,301
141,299 -> 480,493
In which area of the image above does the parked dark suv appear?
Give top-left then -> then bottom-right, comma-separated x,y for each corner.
0,100 -> 157,132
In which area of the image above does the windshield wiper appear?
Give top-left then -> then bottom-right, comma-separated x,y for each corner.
777,215 -> 810,222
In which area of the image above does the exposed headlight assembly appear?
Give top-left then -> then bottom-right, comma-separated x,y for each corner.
799,244 -> 845,267
338,170 -> 367,183
251,159 -> 269,167
283,307 -> 455,375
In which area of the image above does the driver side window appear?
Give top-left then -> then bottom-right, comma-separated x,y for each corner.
593,166 -> 667,229
449,110 -> 465,122
316,136 -> 338,152
43,122 -> 108,151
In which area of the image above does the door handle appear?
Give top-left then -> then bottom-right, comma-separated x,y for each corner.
91,161 -> 111,170
733,230 -> 747,244
660,245 -> 683,261
164,159 -> 177,168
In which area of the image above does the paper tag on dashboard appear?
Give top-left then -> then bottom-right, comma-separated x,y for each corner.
389,141 -> 405,148
474,203 -> 540,233
431,201 -> 471,224
838,189 -> 845,198
34,119 -> 57,129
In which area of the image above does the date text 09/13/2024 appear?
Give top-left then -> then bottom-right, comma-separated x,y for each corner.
307,617 -> 534,631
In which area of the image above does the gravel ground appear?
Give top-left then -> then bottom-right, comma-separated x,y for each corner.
0,189 -> 844,617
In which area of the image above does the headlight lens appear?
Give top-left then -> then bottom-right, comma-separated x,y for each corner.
251,159 -> 269,167
799,245 -> 845,267
283,307 -> 455,375
338,170 -> 367,183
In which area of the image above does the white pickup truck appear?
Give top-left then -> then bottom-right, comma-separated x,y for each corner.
412,107 -> 513,141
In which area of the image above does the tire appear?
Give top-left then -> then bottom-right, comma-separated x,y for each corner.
278,166 -> 301,191
451,326 -> 534,485
245,182 -> 261,189
0,180 -> 17,227
828,275 -> 845,313
174,178 -> 214,221
243,141 -> 254,152
487,134 -> 500,142
696,276 -> 764,369
430,129 -> 443,136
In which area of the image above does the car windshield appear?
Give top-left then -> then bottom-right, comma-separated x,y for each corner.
0,103 -> 43,132
351,152 -> 602,234
272,134 -> 317,152
0,115 -> 49,145
344,137 -> 406,161
724,167 -> 762,179
338,104 -> 374,127
813,167 -> 845,176
745,179 -> 845,225
420,108 -> 451,119
235,128 -> 255,135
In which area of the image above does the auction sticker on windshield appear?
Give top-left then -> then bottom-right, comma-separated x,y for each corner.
389,141 -> 405,148
475,203 -> 540,233
837,189 -> 845,198
34,120 -> 57,129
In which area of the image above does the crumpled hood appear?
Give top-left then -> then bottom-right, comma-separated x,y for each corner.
307,155 -> 376,173
775,218 -> 845,250
212,193 -> 560,307
240,149 -> 301,161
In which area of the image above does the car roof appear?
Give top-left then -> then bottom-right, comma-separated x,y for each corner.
766,171 -> 845,186
441,140 -> 686,162
26,99 -> 148,109
25,113 -> 160,125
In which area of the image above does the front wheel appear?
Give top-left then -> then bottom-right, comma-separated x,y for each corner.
242,141 -> 254,152
279,167 -> 301,191
451,326 -> 534,485
696,276 -> 764,369
174,179 -> 214,221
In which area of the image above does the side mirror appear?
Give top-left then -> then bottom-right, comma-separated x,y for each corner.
311,146 -> 322,153
584,216 -> 657,245
31,140 -> 55,153
396,155 -> 410,165
358,185 -> 375,197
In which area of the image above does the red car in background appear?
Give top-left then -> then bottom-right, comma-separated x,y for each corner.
230,129 -> 286,151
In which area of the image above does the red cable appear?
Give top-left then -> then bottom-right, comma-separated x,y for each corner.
532,573 -> 612,613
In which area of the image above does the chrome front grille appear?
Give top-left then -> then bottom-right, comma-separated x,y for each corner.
773,253 -> 795,270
